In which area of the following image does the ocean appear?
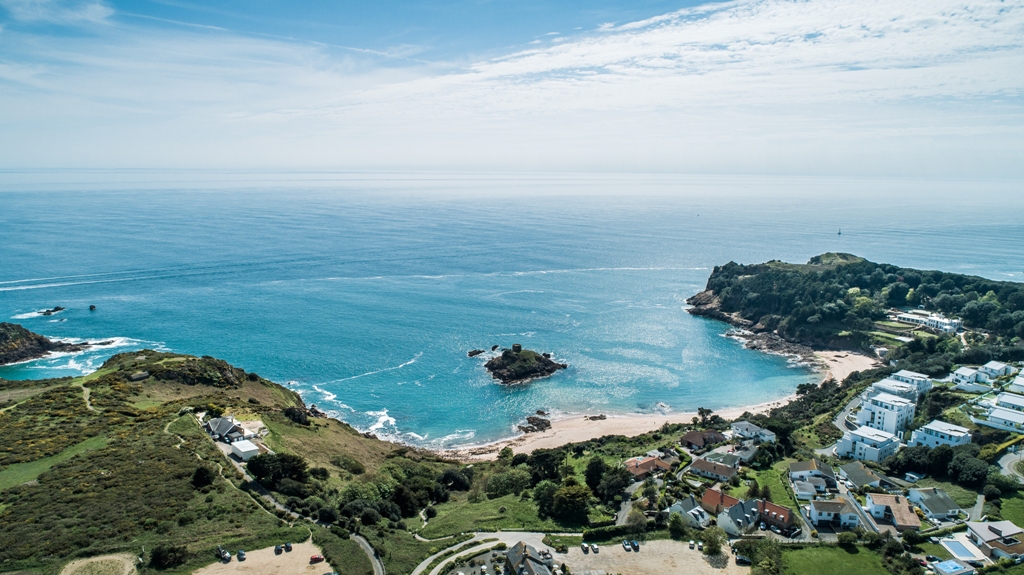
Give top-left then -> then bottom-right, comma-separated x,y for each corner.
1,172 -> 1021,448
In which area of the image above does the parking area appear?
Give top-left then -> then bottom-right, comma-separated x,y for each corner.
562,540 -> 749,575
192,541 -> 334,575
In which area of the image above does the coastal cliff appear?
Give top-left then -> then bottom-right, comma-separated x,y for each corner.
0,322 -> 92,366
484,344 -> 567,384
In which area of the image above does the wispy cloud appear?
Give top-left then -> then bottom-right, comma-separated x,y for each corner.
0,0 -> 1021,176
0,0 -> 112,24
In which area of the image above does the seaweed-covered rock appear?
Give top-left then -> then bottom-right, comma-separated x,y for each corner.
484,345 -> 567,384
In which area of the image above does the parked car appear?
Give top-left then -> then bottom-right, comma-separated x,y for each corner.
285,543 -> 293,552
789,528 -> 802,539
925,555 -> 939,563
689,540 -> 695,549
917,558 -> 928,566
770,525 -> 780,534
759,522 -> 766,531
622,540 -> 630,551
590,544 -> 599,553
630,540 -> 640,552
966,560 -> 984,569
237,550 -> 246,561
735,556 -> 752,566
275,545 -> 283,555
310,555 -> 325,564
217,546 -> 231,562
698,541 -> 704,551
581,543 -> 589,554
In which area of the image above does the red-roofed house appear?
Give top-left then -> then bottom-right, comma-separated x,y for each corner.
681,430 -> 727,451
690,458 -> 738,482
701,488 -> 740,515
757,499 -> 794,530
624,456 -> 672,480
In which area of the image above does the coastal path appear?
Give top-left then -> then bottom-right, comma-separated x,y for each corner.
410,532 -> 554,575
354,534 -> 386,575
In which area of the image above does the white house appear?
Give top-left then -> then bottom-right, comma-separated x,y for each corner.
908,487 -> 962,521
836,426 -> 900,463
953,367 -> 987,385
895,312 -> 962,333
231,439 -> 261,461
793,481 -> 818,501
891,370 -> 933,394
809,499 -> 859,529
966,521 -> 1024,560
981,361 -> 1018,379
933,560 -> 975,575
857,392 -> 916,435
870,378 -> 919,401
1007,374 -> 1024,395
730,421 -> 777,443
982,407 -> 1024,432
663,494 -> 711,529
839,461 -> 883,489
996,393 -> 1024,412
910,420 -> 972,449
788,459 -> 838,489
865,493 -> 921,532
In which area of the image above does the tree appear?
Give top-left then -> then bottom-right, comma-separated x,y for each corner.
318,507 -> 339,523
191,466 -> 216,489
283,406 -> 310,426
551,484 -> 591,523
498,447 -> 514,466
668,512 -> 687,540
701,526 -> 726,555
439,468 -> 471,491
584,457 -> 608,492
486,468 -> 533,498
746,479 -> 761,499
150,544 -> 188,568
642,480 -> 659,502
533,480 -> 559,518
625,509 -> 647,535
247,452 -> 309,489
837,532 -> 858,546
527,449 -> 564,483
697,407 -> 714,426
596,467 -> 633,501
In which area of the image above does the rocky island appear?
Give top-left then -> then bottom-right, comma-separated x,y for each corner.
0,322 -> 102,366
483,343 -> 567,384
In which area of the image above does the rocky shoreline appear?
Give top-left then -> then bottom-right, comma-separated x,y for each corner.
0,322 -> 106,367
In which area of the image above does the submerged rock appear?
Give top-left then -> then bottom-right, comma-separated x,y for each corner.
467,349 -> 485,357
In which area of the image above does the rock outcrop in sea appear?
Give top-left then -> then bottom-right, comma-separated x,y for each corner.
482,343 -> 567,384
0,322 -> 92,366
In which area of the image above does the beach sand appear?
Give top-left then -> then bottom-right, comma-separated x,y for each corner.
442,349 -> 881,462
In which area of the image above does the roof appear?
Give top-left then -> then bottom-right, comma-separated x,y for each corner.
731,421 -> 764,435
704,452 -> 741,467
989,407 -> 1024,425
681,430 -> 727,449
967,520 -> 1024,543
873,379 -> 917,393
984,361 -> 1010,370
793,480 -> 817,494
205,417 -> 239,436
505,542 -> 551,575
911,487 -> 960,515
866,493 -> 920,529
691,458 -> 737,479
812,499 -> 854,514
665,494 -> 700,514
841,461 -> 882,487
725,499 -> 760,527
758,499 -> 792,524
231,439 -> 259,452
955,367 -> 978,376
868,392 -> 915,407
920,420 -> 971,436
998,393 -> 1024,408
894,370 -> 928,380
850,425 -> 898,443
789,458 -> 837,480
701,488 -> 739,511
625,456 -> 670,476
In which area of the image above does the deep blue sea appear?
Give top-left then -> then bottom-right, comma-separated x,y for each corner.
1,172 -> 1021,448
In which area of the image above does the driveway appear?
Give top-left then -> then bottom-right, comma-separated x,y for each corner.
616,482 -> 643,525
997,452 -> 1024,484
815,392 -> 863,456
969,494 -> 986,521
411,532 -> 554,575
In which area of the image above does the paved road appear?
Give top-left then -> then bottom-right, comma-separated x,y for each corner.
616,482 -> 643,526
354,534 -> 386,575
814,392 -> 864,456
998,452 -> 1024,484
969,494 -> 986,521
411,532 -> 554,575
840,492 -> 879,534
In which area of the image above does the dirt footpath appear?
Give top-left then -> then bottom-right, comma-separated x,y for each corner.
192,541 -> 335,575
563,540 -> 749,575
61,553 -> 137,575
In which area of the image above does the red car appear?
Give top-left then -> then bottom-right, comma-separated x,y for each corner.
310,555 -> 325,564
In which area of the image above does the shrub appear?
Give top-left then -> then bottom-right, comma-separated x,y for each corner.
331,454 -> 365,475
150,544 -> 188,568
309,467 -> 330,480
319,507 -> 339,523
283,407 -> 310,426
425,506 -> 438,519
191,465 -> 216,489
837,532 -> 858,546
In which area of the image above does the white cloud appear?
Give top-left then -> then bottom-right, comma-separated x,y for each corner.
0,0 -> 112,24
0,0 -> 1021,176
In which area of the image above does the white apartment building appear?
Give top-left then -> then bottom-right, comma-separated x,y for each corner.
891,370 -> 933,394
870,378 -> 919,401
910,420 -> 972,448
836,425 -> 900,463
981,361 -> 1018,379
1008,374 -> 1024,395
857,392 -> 916,435
996,393 -> 1024,412
895,312 -> 963,333
953,367 -> 988,385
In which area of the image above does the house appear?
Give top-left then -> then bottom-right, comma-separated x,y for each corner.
681,430 -> 727,451
865,493 -> 921,532
996,393 -> 1024,412
895,312 -> 962,333
662,494 -> 711,529
953,367 -> 986,385
624,456 -> 672,480
984,407 -> 1024,432
869,378 -> 919,401
204,416 -> 243,443
701,488 -> 740,515
733,444 -> 759,463
910,420 -> 972,449
704,451 -> 742,469
758,499 -> 794,531
856,392 -> 916,435
836,426 -> 900,463
892,370 -> 933,394
793,480 -> 818,501
690,458 -> 738,482
966,521 -> 1024,560
839,461 -> 883,489
505,542 -> 553,575
908,487 -> 962,521
980,361 -> 1018,379
809,499 -> 859,529
1007,374 -> 1024,395
231,439 -> 261,461
788,459 -> 838,489
933,559 -> 975,575
718,499 -> 760,537
730,421 -> 777,443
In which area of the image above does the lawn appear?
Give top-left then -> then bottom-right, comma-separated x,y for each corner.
998,492 -> 1024,528
312,529 -> 374,575
912,542 -> 953,560
0,434 -> 108,491
915,477 -> 979,509
362,528 -> 454,575
783,545 -> 889,575
419,494 -> 560,538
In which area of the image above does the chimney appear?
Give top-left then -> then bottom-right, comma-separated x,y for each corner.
990,525 -> 1003,536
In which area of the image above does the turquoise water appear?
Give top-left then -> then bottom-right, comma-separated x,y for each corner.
1,174 -> 1021,448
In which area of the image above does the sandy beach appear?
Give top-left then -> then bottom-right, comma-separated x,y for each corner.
442,349 -> 880,461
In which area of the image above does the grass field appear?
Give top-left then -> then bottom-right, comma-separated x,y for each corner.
782,545 -> 889,575
312,529 -> 374,575
362,528 -> 451,575
728,460 -> 799,514
912,542 -> 953,560
915,477 -> 979,508
420,494 -> 560,538
0,434 -> 108,491
998,492 -> 1024,528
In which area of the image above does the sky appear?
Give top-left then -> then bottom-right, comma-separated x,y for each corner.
1,0 -> 1023,177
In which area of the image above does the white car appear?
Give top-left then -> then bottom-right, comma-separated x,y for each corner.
590,544 -> 599,553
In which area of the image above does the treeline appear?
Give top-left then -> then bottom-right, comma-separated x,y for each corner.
700,253 -> 1024,347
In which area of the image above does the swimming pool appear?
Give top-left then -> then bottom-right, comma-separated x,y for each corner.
943,540 -> 974,558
